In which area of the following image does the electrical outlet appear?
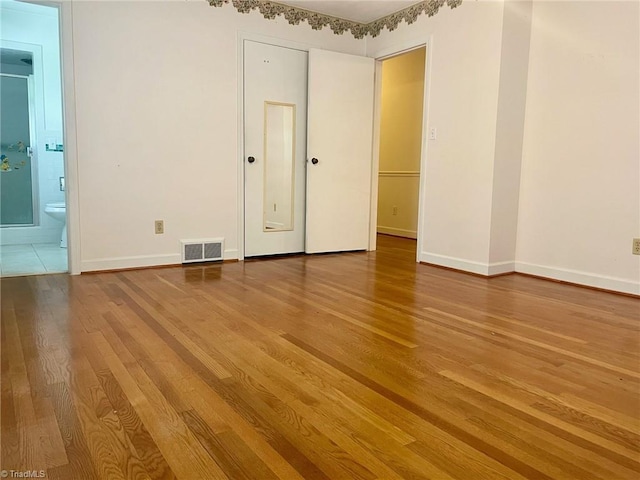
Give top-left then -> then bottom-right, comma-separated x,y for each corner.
392,206 -> 398,216
633,238 -> 640,255
155,220 -> 164,235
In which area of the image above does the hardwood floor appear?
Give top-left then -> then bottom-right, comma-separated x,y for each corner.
1,234 -> 639,479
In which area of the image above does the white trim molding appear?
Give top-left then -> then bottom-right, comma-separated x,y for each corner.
82,248 -> 239,272
420,252 -> 515,277
515,261 -> 640,296
82,254 -> 182,273
418,253 -> 639,294
60,0 -> 82,275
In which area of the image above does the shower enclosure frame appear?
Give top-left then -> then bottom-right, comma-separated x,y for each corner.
0,68 -> 40,228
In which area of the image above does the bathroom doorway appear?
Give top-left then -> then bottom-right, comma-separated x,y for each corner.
0,1 -> 67,277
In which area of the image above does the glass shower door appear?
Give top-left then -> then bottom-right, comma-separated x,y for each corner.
1,73 -> 35,226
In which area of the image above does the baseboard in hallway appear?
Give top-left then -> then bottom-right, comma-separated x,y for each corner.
376,226 -> 417,239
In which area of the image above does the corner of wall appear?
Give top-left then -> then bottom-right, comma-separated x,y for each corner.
487,0 -> 533,268
515,0 -> 639,294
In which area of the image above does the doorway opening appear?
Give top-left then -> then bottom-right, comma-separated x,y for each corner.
0,1 -> 67,277
375,47 -> 426,249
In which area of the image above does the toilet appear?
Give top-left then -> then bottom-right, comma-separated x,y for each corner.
44,202 -> 67,248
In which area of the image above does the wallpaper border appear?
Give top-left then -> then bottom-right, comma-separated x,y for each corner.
208,0 -> 463,39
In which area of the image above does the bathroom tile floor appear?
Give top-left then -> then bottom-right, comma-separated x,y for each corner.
0,243 -> 68,277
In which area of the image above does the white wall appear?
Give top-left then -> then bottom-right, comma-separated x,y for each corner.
0,1 -> 65,245
70,0 -> 364,271
488,0 -> 532,270
516,0 -> 640,295
61,0 -> 640,294
367,0 -> 507,274
368,0 -> 639,294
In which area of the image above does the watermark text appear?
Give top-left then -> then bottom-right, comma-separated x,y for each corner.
0,470 -> 46,479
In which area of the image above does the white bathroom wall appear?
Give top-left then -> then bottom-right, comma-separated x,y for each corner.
70,0 -> 364,271
516,0 -> 640,295
0,0 -> 65,245
367,0 -> 506,274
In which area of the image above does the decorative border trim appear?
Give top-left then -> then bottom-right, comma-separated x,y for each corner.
208,0 -> 463,39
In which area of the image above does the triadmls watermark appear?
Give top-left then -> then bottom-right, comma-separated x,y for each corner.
0,471 -> 46,479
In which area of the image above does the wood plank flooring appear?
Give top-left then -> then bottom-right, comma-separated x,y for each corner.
1,234 -> 639,479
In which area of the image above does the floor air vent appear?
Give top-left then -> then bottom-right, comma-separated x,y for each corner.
181,238 -> 224,264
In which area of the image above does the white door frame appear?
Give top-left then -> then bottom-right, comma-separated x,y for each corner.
59,1 -> 81,274
369,36 -> 434,262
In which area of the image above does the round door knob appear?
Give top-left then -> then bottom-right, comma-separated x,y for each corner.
311,157 -> 319,165
247,156 -> 256,164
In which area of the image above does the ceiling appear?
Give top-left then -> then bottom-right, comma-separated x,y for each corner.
275,0 -> 422,24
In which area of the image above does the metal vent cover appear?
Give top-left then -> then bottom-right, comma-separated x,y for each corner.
184,244 -> 203,262
204,242 -> 222,260
181,238 -> 224,264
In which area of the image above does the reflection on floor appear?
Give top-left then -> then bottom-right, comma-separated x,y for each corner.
0,243 -> 68,277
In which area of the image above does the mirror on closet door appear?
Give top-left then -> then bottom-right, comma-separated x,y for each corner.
263,101 -> 296,232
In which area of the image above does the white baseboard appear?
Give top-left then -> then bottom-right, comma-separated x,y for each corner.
82,248 -> 240,272
516,261 -> 640,296
82,254 -> 181,272
487,261 -> 516,276
420,254 -> 638,294
224,248 -> 239,260
419,252 -> 515,277
377,226 -> 417,239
